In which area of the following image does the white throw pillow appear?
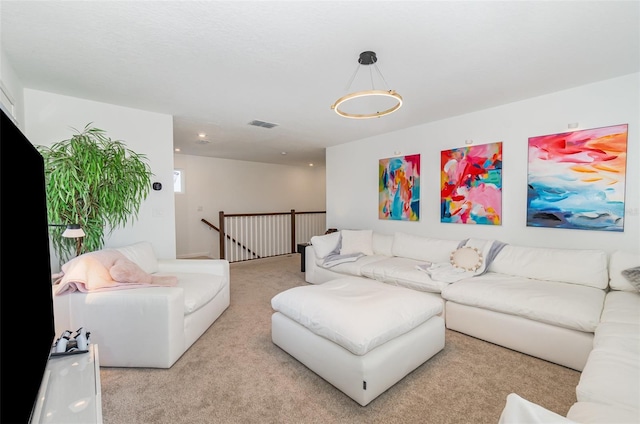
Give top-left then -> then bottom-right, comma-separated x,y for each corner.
113,241 -> 159,274
450,246 -> 483,272
310,232 -> 341,259
340,229 -> 374,256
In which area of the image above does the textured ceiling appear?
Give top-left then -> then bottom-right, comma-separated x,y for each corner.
2,1 -> 639,167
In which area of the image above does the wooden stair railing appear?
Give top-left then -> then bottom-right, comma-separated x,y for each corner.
201,218 -> 260,259
201,210 -> 326,262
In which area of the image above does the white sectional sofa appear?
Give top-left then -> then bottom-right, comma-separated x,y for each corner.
305,230 -> 640,422
53,241 -> 231,368
565,250 -> 640,423
305,230 -> 608,371
441,244 -> 607,371
500,250 -> 640,424
305,231 -> 459,304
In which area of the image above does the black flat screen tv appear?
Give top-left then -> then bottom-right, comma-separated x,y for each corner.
0,108 -> 55,423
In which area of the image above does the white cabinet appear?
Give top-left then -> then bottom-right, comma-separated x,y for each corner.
30,344 -> 102,423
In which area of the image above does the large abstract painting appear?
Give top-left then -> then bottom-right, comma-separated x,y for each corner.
379,154 -> 420,221
440,142 -> 502,225
527,124 -> 628,232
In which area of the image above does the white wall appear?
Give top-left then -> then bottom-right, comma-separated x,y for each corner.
1,46 -> 326,265
0,49 -> 25,127
23,89 -> 177,269
327,73 -> 640,255
11,84 -> 327,266
174,154 -> 326,258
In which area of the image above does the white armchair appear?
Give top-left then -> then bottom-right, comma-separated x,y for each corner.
52,242 -> 230,368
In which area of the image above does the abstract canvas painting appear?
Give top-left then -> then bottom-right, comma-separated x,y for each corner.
379,154 -> 420,221
440,142 -> 502,225
527,124 -> 628,232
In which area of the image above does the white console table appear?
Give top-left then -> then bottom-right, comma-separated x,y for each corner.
30,344 -> 102,424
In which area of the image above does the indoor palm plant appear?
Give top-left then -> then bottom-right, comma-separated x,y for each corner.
37,124 -> 153,263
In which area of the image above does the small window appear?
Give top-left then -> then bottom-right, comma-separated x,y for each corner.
174,169 -> 184,193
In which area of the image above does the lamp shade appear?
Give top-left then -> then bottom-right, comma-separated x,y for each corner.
61,224 -> 85,239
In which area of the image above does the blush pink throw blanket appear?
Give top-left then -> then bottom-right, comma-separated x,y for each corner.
54,249 -> 178,295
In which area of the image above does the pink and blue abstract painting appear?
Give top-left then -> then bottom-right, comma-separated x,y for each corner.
440,142 -> 502,225
527,124 -> 628,232
379,154 -> 420,221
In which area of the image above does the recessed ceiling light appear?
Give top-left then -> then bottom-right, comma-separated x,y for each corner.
198,132 -> 207,138
281,151 -> 287,155
175,148 -> 181,152
309,163 -> 314,167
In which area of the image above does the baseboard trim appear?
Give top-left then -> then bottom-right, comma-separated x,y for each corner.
177,251 -> 211,259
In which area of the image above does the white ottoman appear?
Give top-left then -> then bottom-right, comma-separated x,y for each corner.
271,276 -> 445,406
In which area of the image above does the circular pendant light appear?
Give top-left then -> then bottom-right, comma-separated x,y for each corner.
331,51 -> 403,119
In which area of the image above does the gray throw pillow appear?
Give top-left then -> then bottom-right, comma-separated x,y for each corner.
621,266 -> 640,292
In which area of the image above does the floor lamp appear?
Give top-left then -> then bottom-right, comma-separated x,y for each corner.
49,224 -> 86,257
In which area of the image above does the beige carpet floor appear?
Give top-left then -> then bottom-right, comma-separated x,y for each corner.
100,254 -> 580,424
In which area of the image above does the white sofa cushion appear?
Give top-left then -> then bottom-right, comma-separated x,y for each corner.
271,276 -> 442,356
360,257 -> 451,293
576,347 -> 640,411
372,232 -> 393,256
599,291 -> 640,325
441,273 -> 606,332
488,245 -> 608,289
391,232 -> 460,263
593,322 -> 640,354
316,254 -> 387,277
609,250 -> 640,292
164,272 -> 227,315
113,241 -> 160,274
567,401 -> 639,424
340,229 -> 374,255
310,232 -> 341,259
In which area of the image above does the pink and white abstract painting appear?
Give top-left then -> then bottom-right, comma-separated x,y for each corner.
440,142 -> 502,225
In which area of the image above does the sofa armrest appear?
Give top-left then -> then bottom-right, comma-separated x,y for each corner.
53,286 -> 186,368
157,259 -> 229,281
499,393 -> 578,423
304,245 -> 318,283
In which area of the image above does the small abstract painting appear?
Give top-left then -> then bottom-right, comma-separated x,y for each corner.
379,154 -> 420,221
527,124 -> 628,231
440,142 -> 502,225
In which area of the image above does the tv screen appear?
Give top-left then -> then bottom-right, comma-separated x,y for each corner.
0,108 -> 55,423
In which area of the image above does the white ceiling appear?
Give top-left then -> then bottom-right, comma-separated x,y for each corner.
2,1 -> 638,167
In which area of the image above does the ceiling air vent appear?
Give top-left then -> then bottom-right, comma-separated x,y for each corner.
248,120 -> 278,129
